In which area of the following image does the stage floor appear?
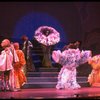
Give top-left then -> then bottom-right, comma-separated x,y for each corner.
0,87 -> 100,99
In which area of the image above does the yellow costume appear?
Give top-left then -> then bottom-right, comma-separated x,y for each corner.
88,55 -> 100,87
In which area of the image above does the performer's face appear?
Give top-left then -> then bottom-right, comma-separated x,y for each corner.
44,30 -> 50,37
14,43 -> 19,50
45,31 -> 49,36
1,39 -> 10,48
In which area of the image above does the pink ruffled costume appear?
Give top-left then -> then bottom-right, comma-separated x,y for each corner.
52,48 -> 91,89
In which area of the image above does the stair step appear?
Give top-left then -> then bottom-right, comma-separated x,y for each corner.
27,72 -> 58,77
33,60 -> 41,63
22,81 -> 89,88
27,77 -> 57,82
27,76 -> 87,82
37,67 -> 59,72
25,81 -> 88,84
32,53 -> 43,56
28,67 -> 59,72
27,71 -> 88,77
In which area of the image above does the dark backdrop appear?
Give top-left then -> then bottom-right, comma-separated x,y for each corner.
0,2 -> 100,53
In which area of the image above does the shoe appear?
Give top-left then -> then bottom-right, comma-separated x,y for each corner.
5,87 -> 10,91
0,87 -> 5,91
10,89 -> 19,92
17,88 -> 21,91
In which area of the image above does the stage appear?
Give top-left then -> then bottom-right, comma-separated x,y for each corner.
0,87 -> 100,99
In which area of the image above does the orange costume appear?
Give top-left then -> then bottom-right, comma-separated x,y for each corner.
88,55 -> 100,87
13,43 -> 27,89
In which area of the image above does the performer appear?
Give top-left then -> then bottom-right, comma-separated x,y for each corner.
0,39 -> 19,91
21,35 -> 35,74
74,41 -> 81,49
13,42 -> 27,90
62,41 -> 81,51
88,54 -> 100,87
52,45 -> 92,89
34,26 -> 60,68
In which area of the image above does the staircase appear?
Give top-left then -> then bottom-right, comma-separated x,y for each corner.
22,67 -> 89,89
22,39 -> 91,89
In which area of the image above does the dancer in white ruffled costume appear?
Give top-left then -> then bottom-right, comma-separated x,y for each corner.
52,47 -> 92,89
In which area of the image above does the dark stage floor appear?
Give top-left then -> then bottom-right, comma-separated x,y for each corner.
0,87 -> 100,99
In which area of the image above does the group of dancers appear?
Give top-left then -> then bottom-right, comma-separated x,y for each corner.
0,26 -> 100,92
0,35 -> 36,91
52,41 -> 100,89
0,39 -> 26,91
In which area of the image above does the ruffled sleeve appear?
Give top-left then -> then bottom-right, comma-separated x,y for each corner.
52,50 -> 61,63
